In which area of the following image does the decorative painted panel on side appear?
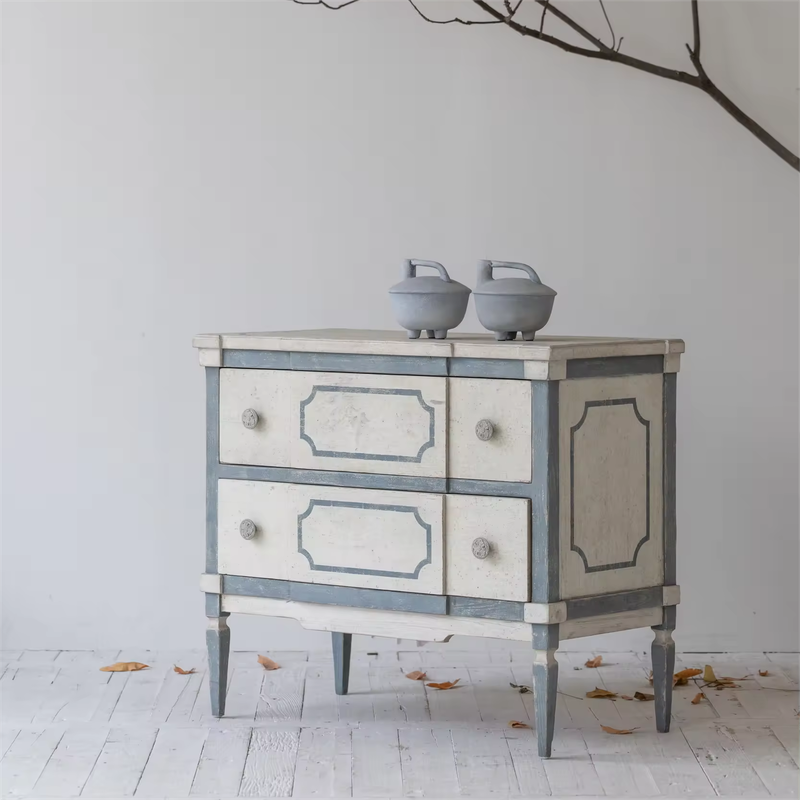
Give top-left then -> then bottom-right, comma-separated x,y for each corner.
290,372 -> 447,478
445,495 -> 530,602
447,378 -> 532,482
558,374 -> 664,599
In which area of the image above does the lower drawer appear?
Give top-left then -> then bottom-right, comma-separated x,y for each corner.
217,480 -> 530,600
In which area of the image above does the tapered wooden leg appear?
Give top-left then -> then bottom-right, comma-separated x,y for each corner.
652,606 -> 676,733
532,623 -> 559,758
207,613 -> 230,717
332,632 -> 352,696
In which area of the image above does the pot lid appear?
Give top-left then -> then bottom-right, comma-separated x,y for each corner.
473,260 -> 556,296
389,260 -> 471,295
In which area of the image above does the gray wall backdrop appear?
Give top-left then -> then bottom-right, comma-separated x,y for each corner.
2,0 -> 798,653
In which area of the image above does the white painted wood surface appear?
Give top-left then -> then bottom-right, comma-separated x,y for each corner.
559,374 -> 665,599
0,649 -> 796,798
447,377 -> 531,482
195,329 -> 684,362
218,481 -> 444,594
291,371 -> 447,478
559,607 -> 664,640
445,494 -> 530,601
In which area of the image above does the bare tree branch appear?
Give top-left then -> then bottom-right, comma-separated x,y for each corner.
288,0 -> 800,170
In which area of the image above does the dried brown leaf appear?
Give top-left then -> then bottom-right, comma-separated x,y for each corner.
702,665 -> 717,683
405,671 -> 427,681
586,687 -> 617,699
426,679 -> 461,690
508,720 -> 531,729
601,725 -> 639,735
100,662 -> 149,672
759,670 -> 770,677
257,655 -> 281,670
634,691 -> 654,701
509,683 -> 532,694
585,655 -> 603,668
691,692 -> 704,705
173,665 -> 196,675
674,668 -> 702,680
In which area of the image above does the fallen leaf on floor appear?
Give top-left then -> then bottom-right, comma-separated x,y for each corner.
634,691 -> 654,701
508,720 -> 531,729
691,692 -> 704,705
427,679 -> 460,690
585,655 -> 603,668
510,682 -> 532,694
715,680 -> 740,689
601,725 -> 638,735
674,668 -> 702,680
257,655 -> 280,670
620,695 -> 634,701
405,671 -> 427,681
100,661 -> 149,672
720,675 -> 750,681
648,670 -> 654,684
703,665 -> 717,682
173,665 -> 195,675
759,670 -> 770,677
586,687 -> 617,699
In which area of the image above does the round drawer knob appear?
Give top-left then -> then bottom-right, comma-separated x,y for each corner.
239,519 -> 257,540
475,419 -> 495,441
472,537 -> 492,560
241,408 -> 259,429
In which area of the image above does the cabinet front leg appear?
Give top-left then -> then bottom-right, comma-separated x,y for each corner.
207,613 -> 231,718
531,624 -> 559,758
651,606 -> 676,733
332,632 -> 352,696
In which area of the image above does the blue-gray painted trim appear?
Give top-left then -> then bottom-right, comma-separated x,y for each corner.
565,586 -> 664,620
299,385 -> 435,463
293,352 -> 448,376
569,397 -> 651,573
658,605 -> 677,630
663,374 -> 677,585
205,592 -> 222,617
566,355 -> 664,379
297,499 -> 432,579
332,632 -> 352,695
205,368 -> 220,574
222,350 -> 291,369
531,623 -> 560,651
447,358 -> 525,379
216,464 -> 535,497
531,381 -> 560,603
221,576 -> 447,614
447,596 -> 525,621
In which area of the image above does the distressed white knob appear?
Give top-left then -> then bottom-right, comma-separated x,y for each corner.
239,519 -> 257,540
475,419 -> 495,441
241,408 -> 259,429
472,537 -> 491,559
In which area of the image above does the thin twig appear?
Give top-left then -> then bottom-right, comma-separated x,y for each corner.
598,0 -> 616,50
538,0 -> 549,34
406,0 -> 502,25
558,690 -> 585,701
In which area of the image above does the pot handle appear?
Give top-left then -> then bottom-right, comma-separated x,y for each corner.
483,260 -> 543,284
404,259 -> 452,283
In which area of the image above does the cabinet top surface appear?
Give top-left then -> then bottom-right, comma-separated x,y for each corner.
194,329 -> 684,361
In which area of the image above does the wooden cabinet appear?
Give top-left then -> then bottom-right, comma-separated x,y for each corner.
197,329 -> 684,757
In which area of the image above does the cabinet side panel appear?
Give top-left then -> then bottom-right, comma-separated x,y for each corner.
559,374 -> 664,599
206,367 -> 220,573
663,373 -> 677,585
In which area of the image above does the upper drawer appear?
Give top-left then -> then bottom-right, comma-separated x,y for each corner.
220,369 -> 447,478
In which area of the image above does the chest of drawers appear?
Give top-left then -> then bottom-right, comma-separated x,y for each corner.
195,329 -> 683,757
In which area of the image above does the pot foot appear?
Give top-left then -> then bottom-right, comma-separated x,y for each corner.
522,331 -> 536,341
434,329 -> 447,340
493,331 -> 507,341
425,330 -> 435,339
407,330 -> 421,340
507,331 -> 518,341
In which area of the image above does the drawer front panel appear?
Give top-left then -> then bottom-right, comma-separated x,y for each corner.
219,369 -> 447,478
445,495 -> 530,602
218,480 -> 444,594
448,378 -> 532,482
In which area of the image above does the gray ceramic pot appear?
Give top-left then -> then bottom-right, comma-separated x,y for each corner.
389,260 -> 471,340
474,260 -> 556,341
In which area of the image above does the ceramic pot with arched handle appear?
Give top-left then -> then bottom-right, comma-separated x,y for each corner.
389,259 -> 471,340
473,260 -> 557,341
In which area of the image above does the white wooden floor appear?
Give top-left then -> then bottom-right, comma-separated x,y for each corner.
1,649 -> 797,799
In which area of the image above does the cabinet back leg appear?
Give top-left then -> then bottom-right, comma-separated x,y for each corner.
207,613 -> 230,718
531,623 -> 559,758
332,632 -> 352,696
